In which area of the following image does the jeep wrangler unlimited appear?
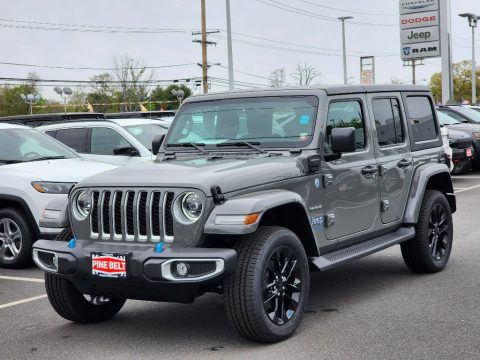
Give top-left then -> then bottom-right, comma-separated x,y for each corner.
33,85 -> 455,343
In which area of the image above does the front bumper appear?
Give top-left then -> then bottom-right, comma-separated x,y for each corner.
32,239 -> 237,303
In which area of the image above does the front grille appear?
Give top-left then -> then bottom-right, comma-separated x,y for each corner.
89,189 -> 175,242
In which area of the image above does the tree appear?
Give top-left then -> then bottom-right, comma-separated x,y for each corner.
150,84 -> 192,110
0,72 -> 41,116
113,54 -> 154,111
390,77 -> 405,85
68,88 -> 89,112
269,68 -> 287,87
292,62 -> 320,86
87,73 -> 117,112
429,60 -> 480,104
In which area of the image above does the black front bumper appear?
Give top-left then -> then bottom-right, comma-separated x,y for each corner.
32,239 -> 237,303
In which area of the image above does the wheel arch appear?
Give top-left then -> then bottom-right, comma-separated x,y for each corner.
0,195 -> 40,236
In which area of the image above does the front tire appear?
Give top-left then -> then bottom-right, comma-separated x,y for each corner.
401,190 -> 453,273
224,226 -> 310,343
45,273 -> 126,323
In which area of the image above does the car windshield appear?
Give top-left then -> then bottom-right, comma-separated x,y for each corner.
452,107 -> 480,123
0,128 -> 77,163
124,124 -> 168,150
165,96 -> 318,149
437,110 -> 462,125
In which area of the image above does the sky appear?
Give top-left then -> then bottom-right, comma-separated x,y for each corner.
2,0 -> 480,98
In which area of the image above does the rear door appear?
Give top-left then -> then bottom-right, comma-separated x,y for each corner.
368,94 -> 413,224
322,95 -> 380,241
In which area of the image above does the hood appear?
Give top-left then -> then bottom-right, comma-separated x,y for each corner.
2,158 -> 118,182
446,123 -> 480,136
76,155 -> 303,195
447,128 -> 471,139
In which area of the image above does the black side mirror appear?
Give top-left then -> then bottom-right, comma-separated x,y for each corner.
152,134 -> 165,155
325,127 -> 356,162
113,144 -> 140,157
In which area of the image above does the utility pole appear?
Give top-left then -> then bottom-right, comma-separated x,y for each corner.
403,60 -> 424,85
192,0 -> 220,94
226,0 -> 234,91
338,16 -> 353,85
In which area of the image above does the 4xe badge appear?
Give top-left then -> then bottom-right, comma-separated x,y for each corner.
92,253 -> 127,278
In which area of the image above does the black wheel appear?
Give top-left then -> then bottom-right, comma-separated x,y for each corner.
224,226 -> 310,343
401,190 -> 453,273
45,273 -> 126,323
0,207 -> 35,268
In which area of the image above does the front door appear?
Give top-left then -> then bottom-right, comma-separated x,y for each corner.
322,95 -> 380,240
368,94 -> 414,224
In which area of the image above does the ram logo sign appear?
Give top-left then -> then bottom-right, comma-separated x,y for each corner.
401,41 -> 440,60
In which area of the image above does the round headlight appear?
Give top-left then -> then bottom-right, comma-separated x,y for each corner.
74,191 -> 91,220
181,192 -> 203,221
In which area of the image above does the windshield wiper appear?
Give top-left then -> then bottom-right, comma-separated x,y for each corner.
216,141 -> 268,154
0,160 -> 24,164
28,156 -> 68,162
165,143 -> 208,154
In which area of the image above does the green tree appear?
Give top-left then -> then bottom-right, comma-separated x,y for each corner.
149,84 -> 192,110
0,72 -> 40,116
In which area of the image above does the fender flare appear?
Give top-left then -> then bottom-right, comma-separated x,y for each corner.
403,163 -> 455,224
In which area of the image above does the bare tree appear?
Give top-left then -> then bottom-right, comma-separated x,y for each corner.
269,68 -> 287,88
292,62 -> 320,86
390,77 -> 405,85
113,54 -> 154,111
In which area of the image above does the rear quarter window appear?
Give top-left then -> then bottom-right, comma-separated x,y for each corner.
405,96 -> 437,142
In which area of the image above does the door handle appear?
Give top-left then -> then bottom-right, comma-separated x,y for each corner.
397,159 -> 413,168
361,165 -> 379,175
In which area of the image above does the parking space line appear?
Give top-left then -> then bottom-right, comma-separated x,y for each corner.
452,176 -> 480,179
0,295 -> 47,309
0,275 -> 44,283
456,185 -> 480,193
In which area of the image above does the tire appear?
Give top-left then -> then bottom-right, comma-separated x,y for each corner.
401,190 -> 453,273
0,207 -> 36,268
45,273 -> 126,323
224,226 -> 310,343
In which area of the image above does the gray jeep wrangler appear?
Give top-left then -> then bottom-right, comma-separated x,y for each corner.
33,85 -> 456,343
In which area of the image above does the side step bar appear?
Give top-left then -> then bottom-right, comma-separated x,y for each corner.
310,227 -> 415,271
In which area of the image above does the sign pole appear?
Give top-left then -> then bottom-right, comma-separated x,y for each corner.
439,0 -> 453,104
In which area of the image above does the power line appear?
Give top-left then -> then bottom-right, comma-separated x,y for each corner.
0,23 -> 190,34
297,0 -> 396,16
217,65 -> 271,80
0,61 -> 197,71
0,76 -> 202,84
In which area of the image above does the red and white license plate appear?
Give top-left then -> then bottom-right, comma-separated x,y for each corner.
91,253 -> 127,278
466,148 -> 473,157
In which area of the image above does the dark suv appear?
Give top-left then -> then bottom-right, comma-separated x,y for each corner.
33,85 -> 455,343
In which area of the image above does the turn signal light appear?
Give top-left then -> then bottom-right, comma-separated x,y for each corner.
244,213 -> 260,225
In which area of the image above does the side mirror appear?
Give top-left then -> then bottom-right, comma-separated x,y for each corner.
325,127 -> 356,162
113,144 -> 140,157
152,134 -> 165,155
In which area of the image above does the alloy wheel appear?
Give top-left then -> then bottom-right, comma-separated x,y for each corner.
428,204 -> 449,261
0,218 -> 22,261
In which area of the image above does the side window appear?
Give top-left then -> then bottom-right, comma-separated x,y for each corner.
325,100 -> 366,153
45,130 -> 56,138
406,96 -> 437,142
442,109 -> 465,122
372,98 -> 404,146
90,127 -> 131,155
55,128 -> 88,153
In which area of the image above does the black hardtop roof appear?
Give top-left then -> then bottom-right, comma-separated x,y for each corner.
186,84 -> 430,101
105,110 -> 176,119
0,112 -> 105,127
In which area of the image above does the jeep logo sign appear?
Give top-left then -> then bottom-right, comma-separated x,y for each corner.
401,41 -> 440,60
399,0 -> 438,15
400,10 -> 439,29
401,26 -> 439,44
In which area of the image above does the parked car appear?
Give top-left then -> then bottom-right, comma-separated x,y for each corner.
439,126 -> 454,173
105,110 -> 176,120
438,105 -> 480,124
38,118 -> 169,165
33,85 -> 455,342
437,108 -> 480,169
0,112 -> 105,127
0,123 -> 117,268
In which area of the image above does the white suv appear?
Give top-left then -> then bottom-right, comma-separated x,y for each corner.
0,123 -> 117,268
38,118 -> 169,165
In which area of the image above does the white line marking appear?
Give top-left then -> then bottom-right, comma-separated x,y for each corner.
453,188 -> 464,191
452,176 -> 480,179
456,185 -> 480,193
0,275 -> 44,283
0,295 -> 47,309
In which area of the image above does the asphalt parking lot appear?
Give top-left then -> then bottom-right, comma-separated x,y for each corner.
1,174 -> 480,360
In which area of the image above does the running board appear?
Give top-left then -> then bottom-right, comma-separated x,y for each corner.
310,227 -> 415,271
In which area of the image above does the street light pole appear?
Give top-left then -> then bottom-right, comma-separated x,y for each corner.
459,13 -> 479,104
226,0 -> 234,91
338,16 -> 353,85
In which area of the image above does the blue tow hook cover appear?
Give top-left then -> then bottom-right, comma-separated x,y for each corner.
68,238 -> 76,249
155,242 -> 165,254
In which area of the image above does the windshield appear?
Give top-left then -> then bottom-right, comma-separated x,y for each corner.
436,110 -> 462,125
165,96 -> 318,149
0,128 -> 77,163
124,124 -> 168,150
452,107 -> 480,123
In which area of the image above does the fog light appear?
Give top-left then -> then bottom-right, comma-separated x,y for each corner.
175,262 -> 189,277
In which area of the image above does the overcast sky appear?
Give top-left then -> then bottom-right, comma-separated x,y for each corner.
2,0 -> 480,97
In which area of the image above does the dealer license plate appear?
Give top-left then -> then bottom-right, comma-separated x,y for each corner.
91,252 -> 127,278
466,148 -> 473,157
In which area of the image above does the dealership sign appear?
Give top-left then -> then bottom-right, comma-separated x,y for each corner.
399,0 -> 441,60
399,0 -> 438,15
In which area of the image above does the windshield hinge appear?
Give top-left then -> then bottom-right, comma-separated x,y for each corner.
211,185 -> 225,204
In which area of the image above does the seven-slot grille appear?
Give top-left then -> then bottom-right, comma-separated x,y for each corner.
89,189 -> 175,242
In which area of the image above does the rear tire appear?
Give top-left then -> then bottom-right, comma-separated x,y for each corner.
0,207 -> 35,268
401,190 -> 453,273
224,226 -> 310,343
45,273 -> 126,323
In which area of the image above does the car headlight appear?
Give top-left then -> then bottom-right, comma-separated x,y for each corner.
173,191 -> 203,224
472,132 -> 480,139
32,182 -> 75,194
73,191 -> 92,220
